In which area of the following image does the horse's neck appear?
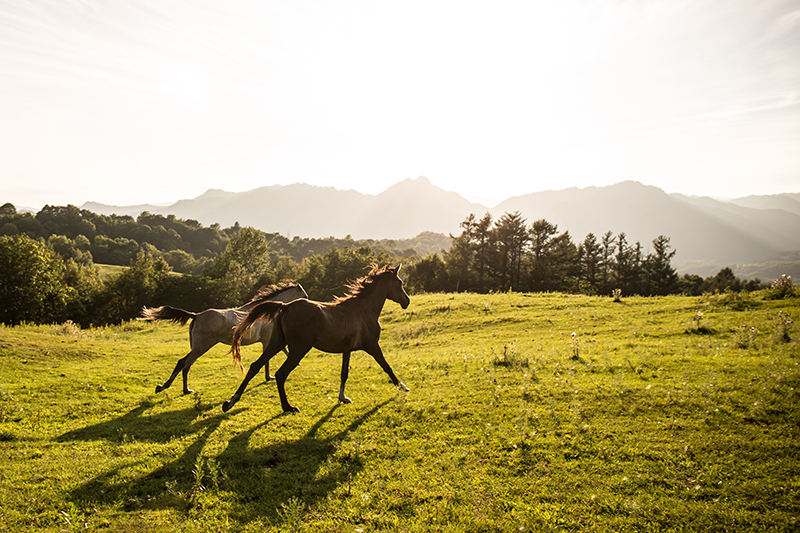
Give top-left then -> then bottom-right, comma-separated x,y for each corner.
358,284 -> 388,317
239,289 -> 303,312
236,293 -> 289,313
237,301 -> 259,314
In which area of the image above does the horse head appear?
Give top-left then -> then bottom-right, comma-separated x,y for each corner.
387,264 -> 410,309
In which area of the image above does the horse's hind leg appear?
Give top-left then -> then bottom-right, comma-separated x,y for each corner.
222,348 -> 281,412
179,350 -> 209,394
260,347 -> 290,381
223,329 -> 286,412
275,345 -> 311,413
264,353 -> 274,381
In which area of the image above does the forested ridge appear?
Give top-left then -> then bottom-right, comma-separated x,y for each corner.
1,202 -> 785,327
0,203 -> 447,273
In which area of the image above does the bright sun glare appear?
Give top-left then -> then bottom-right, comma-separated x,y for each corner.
0,0 -> 798,208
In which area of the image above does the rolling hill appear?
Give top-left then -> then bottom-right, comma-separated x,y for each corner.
83,178 -> 800,276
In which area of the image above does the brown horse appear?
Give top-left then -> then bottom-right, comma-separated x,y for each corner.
140,283 -> 307,394
223,264 -> 410,413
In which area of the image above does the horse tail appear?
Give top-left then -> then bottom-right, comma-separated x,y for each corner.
138,305 -> 196,326
231,301 -> 286,367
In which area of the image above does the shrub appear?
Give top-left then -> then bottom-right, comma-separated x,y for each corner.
712,289 -> 758,310
766,275 -> 797,300
491,341 -> 528,368
733,324 -> 758,349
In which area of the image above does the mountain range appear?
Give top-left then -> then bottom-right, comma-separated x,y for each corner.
82,177 -> 800,278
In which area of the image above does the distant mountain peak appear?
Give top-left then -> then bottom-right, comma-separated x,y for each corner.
197,188 -> 236,199
386,176 -> 433,190
79,179 -> 800,268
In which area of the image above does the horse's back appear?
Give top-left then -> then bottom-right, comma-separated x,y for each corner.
192,308 -> 241,345
273,286 -> 308,304
282,299 -> 376,353
279,300 -> 324,333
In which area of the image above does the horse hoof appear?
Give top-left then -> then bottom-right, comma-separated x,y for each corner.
155,384 -> 164,393
222,400 -> 233,412
339,396 -> 352,404
183,389 -> 194,395
266,375 -> 275,381
283,406 -> 300,413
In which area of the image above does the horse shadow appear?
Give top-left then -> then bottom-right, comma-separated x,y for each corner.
58,398 -> 222,444
64,399 -> 388,524
214,401 -> 389,521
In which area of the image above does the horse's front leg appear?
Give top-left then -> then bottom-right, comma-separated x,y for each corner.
157,349 -> 205,395
156,356 -> 184,393
366,344 -> 409,392
338,351 -> 352,404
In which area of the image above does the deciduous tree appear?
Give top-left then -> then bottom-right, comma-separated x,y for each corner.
0,234 -> 71,324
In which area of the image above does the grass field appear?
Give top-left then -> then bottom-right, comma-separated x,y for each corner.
96,264 -> 127,280
0,291 -> 798,532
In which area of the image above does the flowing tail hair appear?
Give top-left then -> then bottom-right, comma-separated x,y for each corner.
230,301 -> 286,367
138,305 -> 196,326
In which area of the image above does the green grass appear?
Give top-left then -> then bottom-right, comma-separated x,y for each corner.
96,263 -> 127,280
97,263 -> 183,279
0,292 -> 798,531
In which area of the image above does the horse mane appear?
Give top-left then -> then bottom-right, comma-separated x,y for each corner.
336,264 -> 396,302
247,282 -> 303,305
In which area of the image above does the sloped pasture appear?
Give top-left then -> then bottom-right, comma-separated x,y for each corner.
0,292 -> 797,531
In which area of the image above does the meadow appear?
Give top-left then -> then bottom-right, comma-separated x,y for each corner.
0,291 -> 797,532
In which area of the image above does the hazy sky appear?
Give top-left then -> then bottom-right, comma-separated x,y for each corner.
1,0 -> 798,210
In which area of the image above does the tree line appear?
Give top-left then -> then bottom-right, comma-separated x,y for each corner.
404,212 -> 765,296
0,203 -> 446,274
0,203 -> 771,327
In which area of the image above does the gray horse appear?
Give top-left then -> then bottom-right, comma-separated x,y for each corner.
140,283 -> 307,394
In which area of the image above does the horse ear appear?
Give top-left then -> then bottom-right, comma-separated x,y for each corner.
396,264 -> 402,273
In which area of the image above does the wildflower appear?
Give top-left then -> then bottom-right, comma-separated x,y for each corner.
570,332 -> 580,360
693,310 -> 704,330
777,311 -> 793,343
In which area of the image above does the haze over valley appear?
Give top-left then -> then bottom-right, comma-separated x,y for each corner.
81,177 -> 800,279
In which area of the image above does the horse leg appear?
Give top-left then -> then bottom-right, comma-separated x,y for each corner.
259,336 -> 275,381
261,348 -> 290,381
156,347 -> 207,394
365,344 -> 410,392
223,328 -> 286,412
156,356 -> 187,393
260,341 -> 274,381
338,351 -> 352,404
178,349 -> 209,395
275,345 -> 311,413
222,349 -> 279,412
